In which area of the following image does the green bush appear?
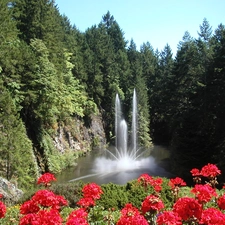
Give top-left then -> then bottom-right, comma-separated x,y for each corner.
50,181 -> 84,207
159,177 -> 174,208
125,179 -> 152,208
96,183 -> 128,210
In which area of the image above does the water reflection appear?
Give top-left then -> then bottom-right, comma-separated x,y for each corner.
56,145 -> 172,185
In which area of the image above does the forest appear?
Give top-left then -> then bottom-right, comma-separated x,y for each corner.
0,0 -> 225,189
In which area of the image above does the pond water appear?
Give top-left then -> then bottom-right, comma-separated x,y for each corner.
56,145 -> 173,185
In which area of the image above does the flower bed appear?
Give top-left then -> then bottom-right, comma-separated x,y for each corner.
1,163 -> 225,224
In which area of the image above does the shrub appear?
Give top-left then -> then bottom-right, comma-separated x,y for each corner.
96,183 -> 129,210
50,181 -> 84,207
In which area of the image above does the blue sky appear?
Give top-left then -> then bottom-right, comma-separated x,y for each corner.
55,0 -> 225,55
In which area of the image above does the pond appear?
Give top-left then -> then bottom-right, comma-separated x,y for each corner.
56,145 -> 173,185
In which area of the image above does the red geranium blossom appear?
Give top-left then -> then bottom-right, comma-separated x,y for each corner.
173,197 -> 202,222
20,200 -> 40,214
169,177 -> 186,189
117,203 -> 148,225
0,201 -> 6,218
190,168 -> 201,176
31,190 -> 68,210
141,194 -> 164,215
157,211 -> 182,225
19,213 -> 40,225
77,197 -> 95,208
82,183 -> 103,200
37,172 -> 56,186
191,184 -> 217,204
199,207 -> 225,225
138,174 -> 163,192
200,163 -> 221,178
66,208 -> 89,225
217,194 -> 225,210
19,209 -> 62,225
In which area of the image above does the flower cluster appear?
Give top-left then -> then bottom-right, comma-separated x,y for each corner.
191,163 -> 221,187
141,194 -> 164,215
0,194 -> 6,219
117,203 -> 148,225
138,174 -> 163,192
66,208 -> 89,225
37,172 -> 56,187
199,207 -> 225,224
168,177 -> 186,202
0,201 -> 6,218
157,211 -> 182,225
19,189 -> 68,224
77,182 -> 103,209
173,197 -> 202,222
191,184 -> 217,204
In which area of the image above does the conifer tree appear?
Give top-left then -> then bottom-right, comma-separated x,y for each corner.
127,40 -> 151,147
0,78 -> 38,188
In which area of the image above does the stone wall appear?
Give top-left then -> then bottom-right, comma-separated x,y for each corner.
53,113 -> 107,154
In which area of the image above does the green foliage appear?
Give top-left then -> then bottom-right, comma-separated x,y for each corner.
88,206 -> 121,225
50,181 -> 84,207
125,177 -> 173,209
96,183 -> 128,210
0,79 -> 38,189
125,179 -> 153,208
0,204 -> 20,225
40,132 -> 78,173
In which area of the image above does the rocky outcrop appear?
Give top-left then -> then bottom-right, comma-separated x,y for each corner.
0,177 -> 23,203
53,113 -> 106,154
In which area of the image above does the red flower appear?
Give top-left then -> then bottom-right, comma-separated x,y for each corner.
77,197 -> 95,208
157,211 -> 182,225
169,177 -> 186,189
217,194 -> 225,210
37,173 -> 56,186
66,217 -> 89,225
82,183 -> 103,200
199,207 -> 225,225
200,163 -> 221,178
31,190 -> 67,210
37,209 -> 62,225
173,197 -> 202,221
138,174 -> 152,187
120,203 -> 140,217
19,213 -> 40,225
190,168 -> 201,176
191,184 -> 217,204
0,201 -> 6,218
138,174 -> 163,192
20,209 -> 62,225
117,203 -> 148,225
20,200 -> 40,214
141,194 -> 164,214
66,208 -> 89,225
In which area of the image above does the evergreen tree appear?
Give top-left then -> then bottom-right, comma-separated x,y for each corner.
207,24 -> 225,167
13,0 -> 65,70
83,25 -> 105,106
170,27 -> 214,177
127,40 -> 151,147
150,44 -> 174,144
0,78 -> 38,188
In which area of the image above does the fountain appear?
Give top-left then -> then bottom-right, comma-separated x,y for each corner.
66,89 -> 171,184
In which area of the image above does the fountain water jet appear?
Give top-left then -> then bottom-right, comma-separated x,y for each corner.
92,89 -> 151,174
112,89 -> 140,169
